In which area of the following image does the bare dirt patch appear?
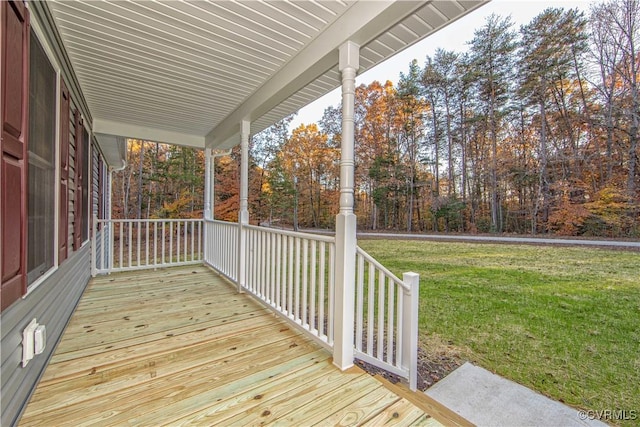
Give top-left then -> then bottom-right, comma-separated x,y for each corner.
355,334 -> 469,391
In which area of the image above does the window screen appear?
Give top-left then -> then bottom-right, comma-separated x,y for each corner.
27,31 -> 56,284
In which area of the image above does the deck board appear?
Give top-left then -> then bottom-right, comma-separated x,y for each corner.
19,265 -> 442,426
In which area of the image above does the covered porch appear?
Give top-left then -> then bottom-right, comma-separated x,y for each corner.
2,2 -> 489,425
46,0 -> 488,386
20,265 -> 465,426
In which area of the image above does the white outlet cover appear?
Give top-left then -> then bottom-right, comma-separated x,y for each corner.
22,319 -> 38,367
34,324 -> 46,355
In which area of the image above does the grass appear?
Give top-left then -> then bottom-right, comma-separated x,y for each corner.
358,239 -> 640,423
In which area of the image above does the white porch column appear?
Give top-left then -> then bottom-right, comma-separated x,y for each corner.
204,148 -> 212,220
203,148 -> 212,262
333,41 -> 359,371
237,119 -> 250,292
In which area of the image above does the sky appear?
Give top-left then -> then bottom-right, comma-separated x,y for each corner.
289,0 -> 595,130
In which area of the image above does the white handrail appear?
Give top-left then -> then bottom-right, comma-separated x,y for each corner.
244,224 -> 335,243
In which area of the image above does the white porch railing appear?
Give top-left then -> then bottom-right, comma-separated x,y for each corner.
203,219 -> 239,281
92,217 -> 203,275
93,216 -> 419,390
355,246 -> 419,390
243,225 -> 336,349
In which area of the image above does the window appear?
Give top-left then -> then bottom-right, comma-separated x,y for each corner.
27,30 -> 56,285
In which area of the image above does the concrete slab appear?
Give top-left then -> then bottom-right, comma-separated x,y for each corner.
424,362 -> 607,427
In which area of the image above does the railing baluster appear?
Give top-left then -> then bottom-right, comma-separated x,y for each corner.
367,263 -> 375,355
377,273 -> 385,360
183,221 -> 188,262
270,232 -> 274,302
127,222 -> 132,268
266,231 -> 272,302
328,243 -> 335,344
176,222 -> 180,263
318,241 -> 326,338
294,237 -> 301,322
136,221 -> 141,267
145,221 -> 150,266
302,239 -> 308,326
170,222 -> 174,264
261,230 -> 266,297
153,222 -> 158,266
288,236 -> 294,318
183,220 -> 187,261
387,276 -> 395,364
275,234 -> 281,310
309,240 -> 316,332
197,221 -> 201,261
119,221 -> 123,270
101,220 -> 106,272
356,252 -> 364,352
252,229 -> 258,292
191,221 -> 195,262
162,222 -> 166,265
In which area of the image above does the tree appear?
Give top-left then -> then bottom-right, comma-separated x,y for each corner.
398,59 -> 427,231
252,116 -> 294,224
278,123 -> 338,228
590,0 -> 640,197
469,14 -> 518,233
519,8 -> 588,233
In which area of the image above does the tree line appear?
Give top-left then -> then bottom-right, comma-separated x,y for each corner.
113,2 -> 639,238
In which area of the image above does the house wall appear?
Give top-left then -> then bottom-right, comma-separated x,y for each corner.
0,246 -> 91,427
0,2 -> 108,425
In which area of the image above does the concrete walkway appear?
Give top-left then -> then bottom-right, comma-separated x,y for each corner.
425,363 -> 608,427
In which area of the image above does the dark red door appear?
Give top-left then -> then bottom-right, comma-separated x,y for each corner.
1,0 -> 29,311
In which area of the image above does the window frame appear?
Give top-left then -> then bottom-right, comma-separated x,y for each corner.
23,14 -> 62,295
26,26 -> 58,287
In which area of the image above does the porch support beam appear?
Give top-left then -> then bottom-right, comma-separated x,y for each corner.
333,41 -> 359,371
204,148 -> 212,220
203,148 -> 212,262
237,119 -> 250,293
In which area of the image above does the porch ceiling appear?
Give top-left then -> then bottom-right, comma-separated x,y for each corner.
45,0 -> 487,159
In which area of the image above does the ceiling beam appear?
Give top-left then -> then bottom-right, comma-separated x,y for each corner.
93,118 -> 205,148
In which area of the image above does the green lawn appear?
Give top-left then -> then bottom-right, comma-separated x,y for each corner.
358,239 -> 640,421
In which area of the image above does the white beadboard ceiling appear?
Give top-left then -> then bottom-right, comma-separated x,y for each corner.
45,0 -> 487,163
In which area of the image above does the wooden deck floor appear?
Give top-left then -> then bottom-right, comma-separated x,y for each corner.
20,265 -> 443,426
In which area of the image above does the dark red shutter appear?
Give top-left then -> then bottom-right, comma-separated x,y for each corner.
1,0 -> 29,311
59,79 -> 70,262
73,110 -> 83,250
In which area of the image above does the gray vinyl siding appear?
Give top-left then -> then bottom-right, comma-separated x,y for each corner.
0,245 -> 91,427
91,142 -> 111,272
1,4 -> 100,426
